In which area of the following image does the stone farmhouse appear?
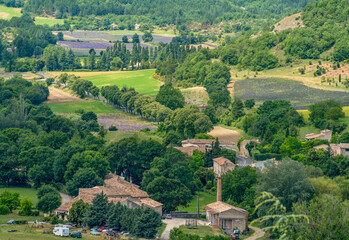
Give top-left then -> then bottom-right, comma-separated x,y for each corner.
213,157 -> 235,176
55,174 -> 162,220
314,143 -> 349,157
203,177 -> 248,232
174,146 -> 208,156
305,129 -> 332,141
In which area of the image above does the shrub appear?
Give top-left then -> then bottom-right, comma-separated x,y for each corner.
15,220 -> 28,224
0,205 -> 10,215
108,125 -> 118,131
51,215 -> 59,224
31,210 -> 40,216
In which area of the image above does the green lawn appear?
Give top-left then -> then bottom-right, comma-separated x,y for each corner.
178,225 -> 224,237
0,225 -> 104,240
0,214 -> 44,224
84,69 -> 161,96
177,191 -> 216,213
0,5 -> 21,19
0,187 -> 39,206
34,17 -> 64,26
46,101 -> 118,114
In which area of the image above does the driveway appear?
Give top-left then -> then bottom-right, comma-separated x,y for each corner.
160,218 -> 207,240
60,192 -> 72,205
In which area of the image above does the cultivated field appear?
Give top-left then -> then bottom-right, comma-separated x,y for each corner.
47,101 -> 118,114
0,71 -> 40,80
98,113 -> 157,131
234,78 -> 349,109
105,131 -> 162,143
44,87 -> 82,104
47,69 -> 161,95
181,86 -> 209,105
208,126 -> 242,145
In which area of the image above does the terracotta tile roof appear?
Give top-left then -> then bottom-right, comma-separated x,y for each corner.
339,143 -> 349,148
305,133 -> 323,139
203,201 -> 247,214
182,139 -> 234,145
138,198 -> 163,208
314,144 -> 329,151
174,147 -> 208,156
213,157 -> 235,166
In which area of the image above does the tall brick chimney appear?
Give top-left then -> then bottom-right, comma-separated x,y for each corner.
217,176 -> 222,202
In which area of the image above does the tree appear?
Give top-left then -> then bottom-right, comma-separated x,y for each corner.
20,197 -> 33,216
142,31 -> 153,42
134,207 -> 162,238
122,35 -> 129,43
256,158 -> 314,210
309,99 -> 345,123
0,189 -> 20,212
67,199 -> 89,226
244,99 -> 255,109
84,192 -> 110,228
339,132 -> 349,143
66,168 -> 103,196
132,33 -> 140,43
107,202 -> 126,230
37,185 -> 59,199
81,111 -> 97,122
57,32 -> 64,41
231,98 -> 244,119
146,176 -> 192,212
37,192 -> 61,214
155,84 -> 185,110
292,195 -> 349,239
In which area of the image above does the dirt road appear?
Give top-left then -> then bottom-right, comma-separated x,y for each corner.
161,218 -> 207,240
245,226 -> 265,240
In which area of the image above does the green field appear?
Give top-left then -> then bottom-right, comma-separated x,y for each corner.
46,101 -> 118,114
177,191 -> 216,213
0,225 -> 103,240
0,214 -> 44,224
178,226 -> 224,237
84,69 -> 161,96
34,17 -> 64,26
0,187 -> 39,206
0,5 -> 21,19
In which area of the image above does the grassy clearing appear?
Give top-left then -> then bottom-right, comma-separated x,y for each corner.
46,69 -> 161,96
105,131 -> 162,143
0,187 -> 39,206
178,225 -> 224,237
234,78 -> 349,109
0,224 -> 104,240
177,191 -> 216,213
34,17 -> 64,26
0,214 -> 44,224
47,100 -> 118,114
0,5 -> 20,19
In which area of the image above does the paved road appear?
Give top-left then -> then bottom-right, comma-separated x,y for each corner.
245,226 -> 265,240
60,192 -> 72,205
161,218 -> 207,240
236,155 -> 253,168
36,71 -> 51,80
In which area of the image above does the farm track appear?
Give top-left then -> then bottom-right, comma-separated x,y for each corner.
44,87 -> 83,104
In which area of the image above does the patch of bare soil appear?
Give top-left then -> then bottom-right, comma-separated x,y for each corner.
44,87 -> 83,104
208,126 -> 242,145
0,12 -> 10,18
273,13 -> 305,33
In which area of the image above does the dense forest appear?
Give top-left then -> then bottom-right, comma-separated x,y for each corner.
23,0 -> 315,25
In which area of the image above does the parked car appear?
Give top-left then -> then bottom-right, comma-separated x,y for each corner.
66,223 -> 77,227
165,214 -> 172,219
97,226 -> 106,232
90,230 -> 101,236
71,232 -> 82,238
7,220 -> 16,224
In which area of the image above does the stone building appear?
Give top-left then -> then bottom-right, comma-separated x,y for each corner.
55,174 -> 162,220
305,129 -> 332,141
213,157 -> 235,176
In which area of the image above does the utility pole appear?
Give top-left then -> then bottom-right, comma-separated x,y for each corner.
197,193 -> 200,218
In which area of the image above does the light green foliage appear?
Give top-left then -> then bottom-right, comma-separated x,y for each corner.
0,189 -> 20,212
20,197 -> 33,216
256,158 -> 314,210
67,199 -> 89,226
0,205 -> 10,215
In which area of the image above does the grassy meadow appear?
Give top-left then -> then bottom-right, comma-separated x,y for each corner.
177,191 -> 216,213
0,5 -> 20,19
47,100 -> 117,114
34,17 -> 64,26
0,187 -> 39,206
46,69 -> 161,96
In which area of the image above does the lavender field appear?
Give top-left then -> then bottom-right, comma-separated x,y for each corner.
60,30 -> 173,43
98,113 -> 157,131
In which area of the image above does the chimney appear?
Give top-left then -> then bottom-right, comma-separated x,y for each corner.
217,176 -> 222,202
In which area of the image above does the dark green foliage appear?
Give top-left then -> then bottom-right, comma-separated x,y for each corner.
67,199 -> 89,226
37,192 -> 61,214
108,125 -> 118,131
37,185 -> 59,199
164,131 -> 182,146
81,111 -> 97,122
57,32 -> 64,41
244,99 -> 255,109
66,168 -> 103,196
0,205 -> 10,215
256,158 -> 314,210
84,192 -> 110,228
155,84 -> 185,110
132,33 -> 140,43
338,132 -> 349,143
0,189 -> 20,212
134,207 -> 162,238
142,31 -> 153,42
